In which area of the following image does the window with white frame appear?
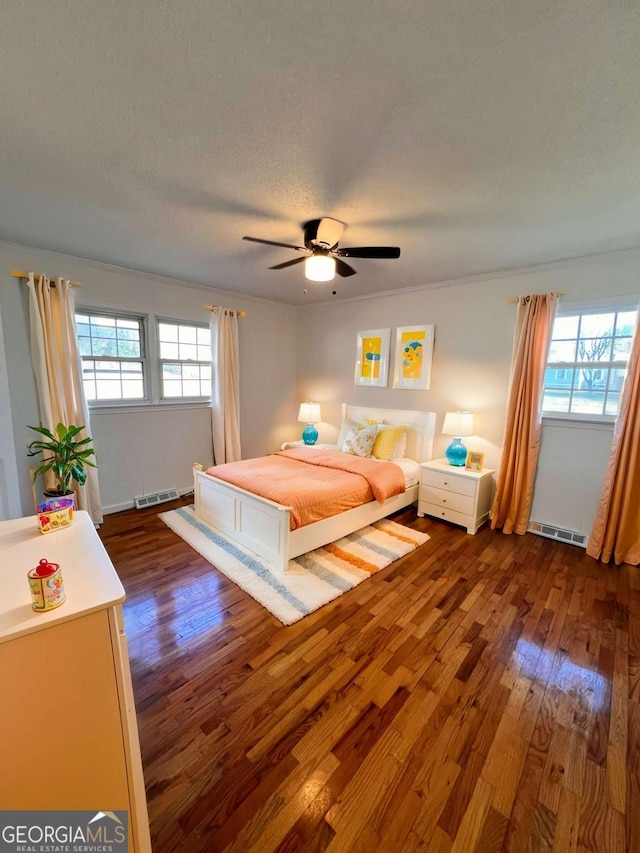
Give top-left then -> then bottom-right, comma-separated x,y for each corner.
542,308 -> 636,417
76,312 -> 147,402
157,320 -> 211,399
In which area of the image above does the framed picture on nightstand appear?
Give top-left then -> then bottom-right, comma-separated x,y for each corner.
465,451 -> 484,472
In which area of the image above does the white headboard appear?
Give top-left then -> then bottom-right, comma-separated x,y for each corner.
342,403 -> 436,463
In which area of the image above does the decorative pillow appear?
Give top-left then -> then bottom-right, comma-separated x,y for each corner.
372,424 -> 408,460
342,424 -> 378,457
336,417 -> 365,450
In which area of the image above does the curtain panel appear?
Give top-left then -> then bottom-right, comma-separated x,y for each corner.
27,274 -> 102,523
491,291 -> 558,534
210,307 -> 241,464
587,308 -> 640,565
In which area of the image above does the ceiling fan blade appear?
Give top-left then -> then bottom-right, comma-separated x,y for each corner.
269,257 -> 307,270
335,258 -> 357,277
243,236 -> 306,251
334,246 -> 401,259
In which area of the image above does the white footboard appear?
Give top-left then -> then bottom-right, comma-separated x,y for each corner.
193,465 -> 293,572
193,464 -> 419,574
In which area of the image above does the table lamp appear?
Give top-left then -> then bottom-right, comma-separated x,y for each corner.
442,411 -> 474,466
298,402 -> 321,445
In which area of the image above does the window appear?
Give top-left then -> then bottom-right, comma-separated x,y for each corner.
542,309 -> 636,417
157,320 -> 211,399
76,312 -> 147,402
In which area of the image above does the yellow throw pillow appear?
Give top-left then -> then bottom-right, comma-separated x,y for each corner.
372,424 -> 407,460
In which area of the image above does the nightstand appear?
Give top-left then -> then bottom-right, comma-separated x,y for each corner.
418,458 -> 495,534
280,442 -> 335,450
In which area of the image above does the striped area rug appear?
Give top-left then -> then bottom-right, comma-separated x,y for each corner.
159,505 -> 429,625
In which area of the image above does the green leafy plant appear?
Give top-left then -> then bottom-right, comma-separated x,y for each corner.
27,423 -> 97,495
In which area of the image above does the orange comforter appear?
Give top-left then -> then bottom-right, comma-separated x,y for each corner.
206,448 -> 405,530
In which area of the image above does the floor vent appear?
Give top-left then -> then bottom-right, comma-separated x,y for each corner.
135,489 -> 179,509
528,521 -> 588,548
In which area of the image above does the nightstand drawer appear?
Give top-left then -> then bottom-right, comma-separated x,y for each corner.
418,501 -> 472,529
421,468 -> 477,498
420,485 -> 474,515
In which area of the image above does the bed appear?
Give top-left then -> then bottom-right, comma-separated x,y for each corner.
193,404 -> 436,572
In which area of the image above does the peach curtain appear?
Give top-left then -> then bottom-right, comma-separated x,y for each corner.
27,273 -> 103,524
210,307 -> 241,464
491,291 -> 558,534
587,308 -> 640,565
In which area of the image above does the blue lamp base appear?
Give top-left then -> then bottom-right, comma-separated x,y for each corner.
445,437 -> 467,466
302,423 -> 318,445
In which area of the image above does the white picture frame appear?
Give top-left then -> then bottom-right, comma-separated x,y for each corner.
354,328 -> 391,387
392,324 -> 435,390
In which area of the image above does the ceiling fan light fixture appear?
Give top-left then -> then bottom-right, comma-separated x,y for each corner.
305,254 -> 335,282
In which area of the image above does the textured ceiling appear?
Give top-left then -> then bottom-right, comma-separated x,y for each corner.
1,1 -> 639,305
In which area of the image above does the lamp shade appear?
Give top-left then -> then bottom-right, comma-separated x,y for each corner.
305,255 -> 335,282
298,402 -> 321,424
442,411 -> 474,437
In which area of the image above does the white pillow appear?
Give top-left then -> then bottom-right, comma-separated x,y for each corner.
342,424 -> 378,457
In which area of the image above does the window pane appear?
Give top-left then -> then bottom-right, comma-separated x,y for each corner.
548,340 -> 577,362
197,344 -> 211,361
162,363 -> 181,378
552,315 -> 579,339
577,336 -> 613,362
197,327 -> 211,346
160,342 -> 180,360
183,380 -> 201,396
179,325 -> 197,344
542,388 -> 571,413
612,337 -> 632,361
177,343 -> 196,360
117,340 -> 141,358
580,313 -> 615,338
163,381 -> 182,398
605,392 -> 621,416
616,311 -> 637,334
158,322 -> 178,342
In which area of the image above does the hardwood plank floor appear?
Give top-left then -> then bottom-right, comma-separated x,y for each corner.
99,499 -> 640,852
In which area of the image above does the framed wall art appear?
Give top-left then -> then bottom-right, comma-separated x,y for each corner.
392,324 -> 435,390
354,328 -> 390,387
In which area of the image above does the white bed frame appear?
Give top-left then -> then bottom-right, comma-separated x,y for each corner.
193,404 -> 436,572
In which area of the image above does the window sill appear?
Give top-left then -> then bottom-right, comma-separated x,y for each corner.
541,415 -> 615,431
89,401 -> 211,415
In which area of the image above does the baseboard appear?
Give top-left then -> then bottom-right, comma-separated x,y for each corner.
103,487 -> 194,516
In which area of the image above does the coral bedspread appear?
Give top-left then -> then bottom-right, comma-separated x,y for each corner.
205,448 -> 406,530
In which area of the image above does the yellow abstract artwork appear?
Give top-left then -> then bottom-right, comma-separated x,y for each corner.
401,330 -> 425,380
361,336 -> 382,379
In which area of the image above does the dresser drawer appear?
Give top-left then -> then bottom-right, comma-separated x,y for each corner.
420,485 -> 475,515
421,468 -> 477,498
418,501 -> 472,529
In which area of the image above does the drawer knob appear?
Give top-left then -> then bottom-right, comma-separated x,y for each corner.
444,481 -> 448,485
441,511 -> 446,516
443,499 -> 447,503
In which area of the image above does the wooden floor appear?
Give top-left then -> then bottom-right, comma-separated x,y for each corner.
99,499 -> 640,853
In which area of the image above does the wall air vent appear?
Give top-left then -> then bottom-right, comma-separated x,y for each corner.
528,521 -> 588,548
135,489 -> 179,509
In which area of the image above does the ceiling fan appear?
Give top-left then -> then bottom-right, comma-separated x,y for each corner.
242,218 -> 401,281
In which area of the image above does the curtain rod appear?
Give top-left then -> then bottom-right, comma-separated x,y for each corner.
504,291 -> 566,303
203,304 -> 246,317
12,269 -> 83,287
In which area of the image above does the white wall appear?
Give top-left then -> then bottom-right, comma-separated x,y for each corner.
297,248 -> 640,535
0,243 -> 299,515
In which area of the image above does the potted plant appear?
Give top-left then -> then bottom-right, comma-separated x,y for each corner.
27,422 -> 97,499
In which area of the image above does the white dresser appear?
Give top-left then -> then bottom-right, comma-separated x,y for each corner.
418,458 -> 495,534
0,511 -> 151,853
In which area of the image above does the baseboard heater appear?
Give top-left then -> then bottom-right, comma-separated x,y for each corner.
528,521 -> 588,549
134,489 -> 179,509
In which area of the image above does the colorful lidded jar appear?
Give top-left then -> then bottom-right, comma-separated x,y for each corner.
27,558 -> 66,612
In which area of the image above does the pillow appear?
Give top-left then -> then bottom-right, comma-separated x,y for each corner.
372,423 -> 408,460
342,424 -> 378,457
336,417 -> 365,450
